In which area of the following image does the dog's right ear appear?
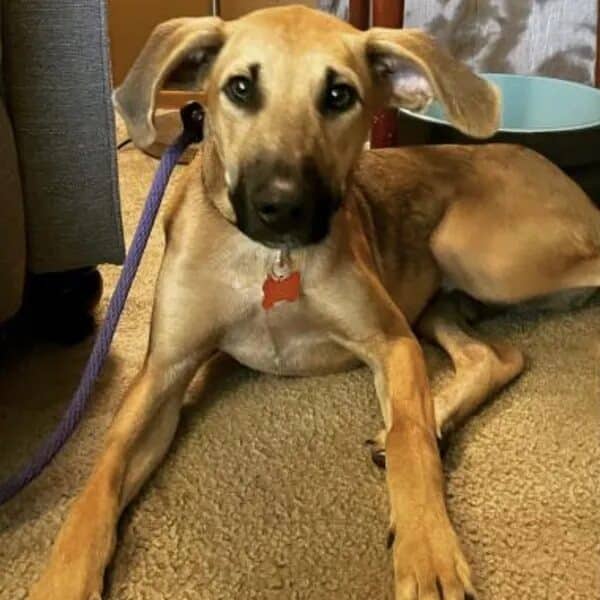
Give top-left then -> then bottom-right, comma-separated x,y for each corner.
363,28 -> 500,138
113,17 -> 224,149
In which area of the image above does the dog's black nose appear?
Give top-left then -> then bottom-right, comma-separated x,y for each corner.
230,155 -> 340,248
253,181 -> 304,233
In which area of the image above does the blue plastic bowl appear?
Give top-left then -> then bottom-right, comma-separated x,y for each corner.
411,73 -> 600,134
396,73 -> 600,199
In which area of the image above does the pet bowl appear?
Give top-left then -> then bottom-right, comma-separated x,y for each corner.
396,73 -> 600,201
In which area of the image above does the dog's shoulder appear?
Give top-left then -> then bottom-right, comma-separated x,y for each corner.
348,147 -> 471,254
351,146 -> 477,207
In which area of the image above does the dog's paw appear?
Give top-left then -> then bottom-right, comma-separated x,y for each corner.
28,569 -> 103,600
390,521 -> 476,600
29,576 -> 102,600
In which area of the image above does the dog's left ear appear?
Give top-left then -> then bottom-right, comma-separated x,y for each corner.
364,28 -> 500,138
113,17 -> 225,149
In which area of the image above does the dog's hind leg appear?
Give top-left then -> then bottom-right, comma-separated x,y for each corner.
429,146 -> 600,306
417,293 -> 525,437
559,256 -> 600,291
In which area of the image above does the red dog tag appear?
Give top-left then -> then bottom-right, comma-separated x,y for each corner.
262,271 -> 301,310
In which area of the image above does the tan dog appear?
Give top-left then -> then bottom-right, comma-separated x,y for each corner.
29,6 -> 600,600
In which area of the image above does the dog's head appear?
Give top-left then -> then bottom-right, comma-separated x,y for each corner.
114,5 -> 499,248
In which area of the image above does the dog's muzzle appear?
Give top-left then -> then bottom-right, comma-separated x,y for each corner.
229,156 -> 341,248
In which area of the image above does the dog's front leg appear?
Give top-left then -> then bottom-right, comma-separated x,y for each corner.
29,260 -> 219,600
373,335 -> 476,600
28,352 -> 211,600
331,289 -> 475,599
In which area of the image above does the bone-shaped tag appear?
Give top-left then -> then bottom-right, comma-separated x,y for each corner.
262,271 -> 301,310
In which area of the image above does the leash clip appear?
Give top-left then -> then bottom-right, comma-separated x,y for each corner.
180,101 -> 204,143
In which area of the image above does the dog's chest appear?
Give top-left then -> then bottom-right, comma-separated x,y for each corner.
220,298 -> 355,375
215,241 -> 356,376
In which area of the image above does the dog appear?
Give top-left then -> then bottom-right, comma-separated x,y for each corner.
29,6 -> 600,599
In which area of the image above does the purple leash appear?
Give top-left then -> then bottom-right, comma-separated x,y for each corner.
0,103 -> 204,506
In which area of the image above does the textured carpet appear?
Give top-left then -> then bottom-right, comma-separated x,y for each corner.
1,117 -> 599,600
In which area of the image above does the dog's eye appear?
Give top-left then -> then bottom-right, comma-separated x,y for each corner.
224,76 -> 254,106
323,84 -> 357,113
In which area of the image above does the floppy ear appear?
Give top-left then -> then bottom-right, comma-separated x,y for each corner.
364,28 -> 500,138
113,17 -> 224,148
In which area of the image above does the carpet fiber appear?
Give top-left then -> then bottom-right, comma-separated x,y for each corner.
1,118 -> 599,599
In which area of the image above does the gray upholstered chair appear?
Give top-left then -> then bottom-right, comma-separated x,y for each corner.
0,0 -> 124,339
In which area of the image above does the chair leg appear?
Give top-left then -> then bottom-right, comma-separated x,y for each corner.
24,267 -> 103,345
349,0 -> 369,29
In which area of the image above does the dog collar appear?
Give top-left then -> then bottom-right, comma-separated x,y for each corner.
262,249 -> 301,310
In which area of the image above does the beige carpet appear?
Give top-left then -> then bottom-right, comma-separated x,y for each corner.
1,118 -> 599,600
